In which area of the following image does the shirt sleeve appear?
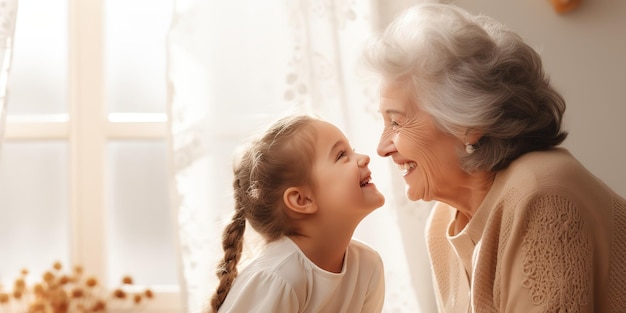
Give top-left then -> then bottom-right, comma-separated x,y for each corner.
218,270 -> 299,313
500,194 -> 594,313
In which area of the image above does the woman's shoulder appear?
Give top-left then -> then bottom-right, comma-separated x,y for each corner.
493,147 -> 620,220
498,147 -> 595,192
508,147 -> 578,174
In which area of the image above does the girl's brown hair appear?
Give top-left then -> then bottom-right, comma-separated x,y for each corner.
209,114 -> 318,312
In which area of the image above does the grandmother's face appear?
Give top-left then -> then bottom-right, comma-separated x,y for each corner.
376,82 -> 463,202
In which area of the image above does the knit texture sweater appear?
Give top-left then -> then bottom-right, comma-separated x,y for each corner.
426,148 -> 626,312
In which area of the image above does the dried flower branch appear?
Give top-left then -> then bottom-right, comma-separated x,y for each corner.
0,261 -> 154,313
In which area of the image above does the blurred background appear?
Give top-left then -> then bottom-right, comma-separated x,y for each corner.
0,0 -> 623,312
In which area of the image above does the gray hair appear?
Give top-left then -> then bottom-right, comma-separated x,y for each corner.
364,3 -> 567,172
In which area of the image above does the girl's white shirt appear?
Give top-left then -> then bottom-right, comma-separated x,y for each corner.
217,236 -> 385,313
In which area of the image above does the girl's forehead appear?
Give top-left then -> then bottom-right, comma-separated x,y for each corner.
312,120 -> 343,136
311,120 -> 348,148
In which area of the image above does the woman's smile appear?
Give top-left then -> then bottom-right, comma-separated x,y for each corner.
397,161 -> 417,176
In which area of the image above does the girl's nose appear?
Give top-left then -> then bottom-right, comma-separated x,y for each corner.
357,154 -> 370,167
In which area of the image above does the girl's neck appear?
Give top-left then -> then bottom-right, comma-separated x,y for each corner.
289,231 -> 353,273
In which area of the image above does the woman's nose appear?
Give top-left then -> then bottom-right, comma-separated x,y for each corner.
377,133 -> 396,157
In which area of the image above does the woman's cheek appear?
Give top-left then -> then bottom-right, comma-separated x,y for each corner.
396,128 -> 429,159
381,127 -> 396,141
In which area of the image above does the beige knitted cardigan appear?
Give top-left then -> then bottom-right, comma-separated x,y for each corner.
426,148 -> 626,313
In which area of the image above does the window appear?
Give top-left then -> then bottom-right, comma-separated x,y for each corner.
0,0 -> 181,311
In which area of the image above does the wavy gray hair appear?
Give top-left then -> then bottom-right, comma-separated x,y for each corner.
364,3 -> 567,172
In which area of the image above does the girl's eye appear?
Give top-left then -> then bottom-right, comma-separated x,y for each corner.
336,150 -> 347,161
336,148 -> 355,161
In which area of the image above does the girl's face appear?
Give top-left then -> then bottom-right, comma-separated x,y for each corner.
376,82 -> 464,202
310,120 -> 385,220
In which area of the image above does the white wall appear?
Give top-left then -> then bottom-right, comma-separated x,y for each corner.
379,0 -> 626,197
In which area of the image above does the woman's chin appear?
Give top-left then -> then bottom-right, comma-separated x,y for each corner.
404,184 -> 430,201
405,186 -> 423,201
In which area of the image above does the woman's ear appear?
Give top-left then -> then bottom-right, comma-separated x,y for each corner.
464,128 -> 484,145
283,187 -> 318,215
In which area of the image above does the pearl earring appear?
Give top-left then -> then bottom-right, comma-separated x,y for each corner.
465,143 -> 475,154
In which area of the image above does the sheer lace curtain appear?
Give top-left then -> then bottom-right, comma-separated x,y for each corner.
0,0 -> 18,152
166,0 -> 435,312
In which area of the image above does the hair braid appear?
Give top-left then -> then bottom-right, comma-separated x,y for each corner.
209,203 -> 246,312
207,114 -> 318,312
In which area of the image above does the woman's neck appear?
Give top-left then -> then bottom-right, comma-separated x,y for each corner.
439,170 -> 495,221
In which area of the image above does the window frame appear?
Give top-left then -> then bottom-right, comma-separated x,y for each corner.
3,0 -> 181,311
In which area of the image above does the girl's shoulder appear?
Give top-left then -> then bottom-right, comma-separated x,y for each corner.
348,238 -> 378,253
347,238 -> 384,265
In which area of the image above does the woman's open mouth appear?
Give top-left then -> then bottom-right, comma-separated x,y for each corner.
398,162 -> 417,176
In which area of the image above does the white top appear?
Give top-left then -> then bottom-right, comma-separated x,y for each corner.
218,237 -> 385,313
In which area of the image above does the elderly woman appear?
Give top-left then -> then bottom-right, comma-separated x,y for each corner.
364,3 -> 626,313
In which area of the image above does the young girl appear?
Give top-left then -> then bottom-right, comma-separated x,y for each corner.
209,114 -> 386,313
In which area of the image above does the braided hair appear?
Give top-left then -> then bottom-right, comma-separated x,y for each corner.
209,114 -> 318,312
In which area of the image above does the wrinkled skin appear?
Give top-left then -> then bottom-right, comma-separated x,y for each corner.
376,81 -> 493,222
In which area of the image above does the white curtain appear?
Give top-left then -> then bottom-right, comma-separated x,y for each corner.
166,0 -> 435,312
0,0 -> 18,150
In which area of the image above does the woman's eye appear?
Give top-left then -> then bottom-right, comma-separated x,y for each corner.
390,120 -> 400,130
